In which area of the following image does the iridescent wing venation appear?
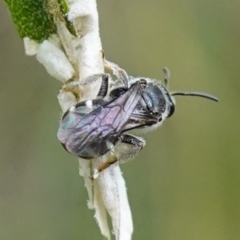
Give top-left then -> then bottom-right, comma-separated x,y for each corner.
63,81 -> 145,158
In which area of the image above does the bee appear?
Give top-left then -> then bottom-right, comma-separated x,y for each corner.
57,66 -> 218,175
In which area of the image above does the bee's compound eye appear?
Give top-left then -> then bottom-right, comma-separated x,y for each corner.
167,102 -> 175,118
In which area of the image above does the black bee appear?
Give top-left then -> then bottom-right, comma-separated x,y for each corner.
57,68 -> 218,174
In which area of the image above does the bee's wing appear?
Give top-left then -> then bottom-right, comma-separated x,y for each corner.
63,82 -> 144,150
82,81 -> 143,133
57,99 -> 105,143
123,110 -> 159,130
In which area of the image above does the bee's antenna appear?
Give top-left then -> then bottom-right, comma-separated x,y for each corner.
163,67 -> 170,87
171,92 -> 219,102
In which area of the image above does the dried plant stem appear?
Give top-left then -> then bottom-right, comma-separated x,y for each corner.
4,0 -> 133,239
68,1 -> 133,240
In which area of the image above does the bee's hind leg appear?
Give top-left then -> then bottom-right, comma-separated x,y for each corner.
92,155 -> 118,179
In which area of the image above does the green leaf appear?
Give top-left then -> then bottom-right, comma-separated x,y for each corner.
57,0 -> 77,37
4,0 -> 57,42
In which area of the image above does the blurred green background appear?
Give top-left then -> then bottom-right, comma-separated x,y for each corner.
1,1 -> 240,239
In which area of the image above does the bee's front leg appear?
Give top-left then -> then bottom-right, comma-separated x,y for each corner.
104,59 -> 129,88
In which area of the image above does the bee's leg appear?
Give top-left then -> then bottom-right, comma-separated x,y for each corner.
60,81 -> 80,100
116,134 -> 146,163
98,155 -> 118,172
79,73 -> 110,100
92,155 -> 118,179
92,134 -> 145,179
80,73 -> 108,86
116,68 -> 129,89
59,73 -> 109,113
96,74 -> 109,98
103,59 -> 129,88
